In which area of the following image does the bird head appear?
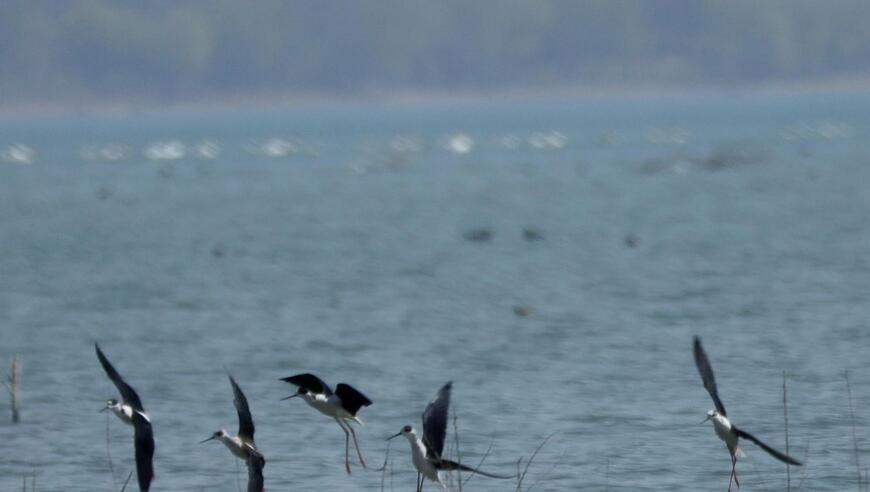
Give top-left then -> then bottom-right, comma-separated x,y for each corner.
200,429 -> 226,443
387,425 -> 415,441
100,398 -> 119,412
281,387 -> 310,401
701,409 -> 718,423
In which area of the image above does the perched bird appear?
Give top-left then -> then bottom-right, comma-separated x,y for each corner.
693,336 -> 801,491
281,373 -> 372,474
201,374 -> 261,463
95,343 -> 155,492
388,382 -> 513,491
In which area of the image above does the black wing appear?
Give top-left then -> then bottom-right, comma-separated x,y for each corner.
733,427 -> 802,466
693,337 -> 726,416
132,412 -> 155,492
422,381 -> 452,459
95,343 -> 145,412
438,458 -> 515,479
335,383 -> 372,416
280,373 -> 333,396
229,374 -> 255,442
246,449 -> 266,492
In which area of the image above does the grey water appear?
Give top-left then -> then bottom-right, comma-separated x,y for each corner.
1,93 -> 869,491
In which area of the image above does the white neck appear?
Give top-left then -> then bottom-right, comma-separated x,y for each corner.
218,432 -> 250,459
709,412 -> 737,449
405,432 -> 439,481
110,403 -> 134,425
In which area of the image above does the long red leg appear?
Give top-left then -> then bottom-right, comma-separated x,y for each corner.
335,418 -> 351,475
727,454 -> 735,492
347,423 -> 367,468
733,456 -> 740,488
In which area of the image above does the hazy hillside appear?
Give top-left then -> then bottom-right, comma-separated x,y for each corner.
2,0 -> 870,106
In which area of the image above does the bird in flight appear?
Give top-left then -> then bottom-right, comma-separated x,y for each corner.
388,381 -> 513,491
201,374 -> 262,463
693,336 -> 801,491
281,372 -> 372,474
96,343 -> 155,492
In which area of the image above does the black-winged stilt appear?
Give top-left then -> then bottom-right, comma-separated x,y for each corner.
95,343 -> 155,492
281,372 -> 372,474
388,381 -> 513,491
201,374 -> 261,463
693,336 -> 801,491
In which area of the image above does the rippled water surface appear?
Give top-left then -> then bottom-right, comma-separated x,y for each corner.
1,94 -> 870,491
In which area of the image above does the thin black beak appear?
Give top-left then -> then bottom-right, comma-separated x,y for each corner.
701,415 -> 712,424
99,407 -> 108,413
281,394 -> 298,401
200,436 -> 216,444
387,431 -> 402,441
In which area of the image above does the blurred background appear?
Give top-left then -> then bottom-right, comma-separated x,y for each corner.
2,0 -> 870,109
1,2 -> 870,491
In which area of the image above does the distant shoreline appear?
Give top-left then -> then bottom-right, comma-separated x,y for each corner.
2,78 -> 870,119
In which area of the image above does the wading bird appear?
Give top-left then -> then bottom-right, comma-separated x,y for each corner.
693,336 -> 801,491
388,381 -> 513,491
281,372 -> 372,474
201,374 -> 261,463
95,343 -> 155,492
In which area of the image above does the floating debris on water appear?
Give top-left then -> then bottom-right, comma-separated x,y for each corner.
463,227 -> 493,242
522,227 -> 544,241
513,305 -> 533,317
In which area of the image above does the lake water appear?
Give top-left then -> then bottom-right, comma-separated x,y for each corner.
1,93 -> 869,491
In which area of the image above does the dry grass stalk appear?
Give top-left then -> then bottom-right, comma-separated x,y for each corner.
846,371 -> 863,491
5,355 -> 21,423
119,471 -> 133,491
105,410 -> 117,490
453,411 -> 463,492
783,371 -> 791,492
515,433 -> 554,492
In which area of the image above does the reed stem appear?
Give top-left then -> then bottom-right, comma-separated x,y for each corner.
846,371 -> 863,491
783,371 -> 790,491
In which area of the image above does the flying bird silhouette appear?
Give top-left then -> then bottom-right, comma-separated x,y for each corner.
693,336 -> 801,491
96,343 -> 155,492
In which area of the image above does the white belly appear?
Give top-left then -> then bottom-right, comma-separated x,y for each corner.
112,406 -> 134,426
712,415 -> 738,451
410,440 -> 440,483
221,436 -> 252,460
306,397 -> 337,417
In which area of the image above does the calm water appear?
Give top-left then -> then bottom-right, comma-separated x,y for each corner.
1,94 -> 869,491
